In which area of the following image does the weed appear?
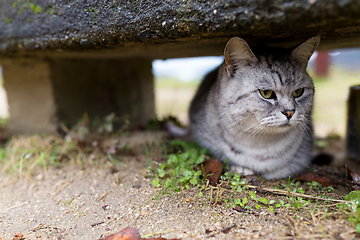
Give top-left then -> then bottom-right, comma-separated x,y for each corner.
247,191 -> 276,212
275,200 -> 291,208
47,5 -> 56,14
30,3 -> 42,13
213,213 -> 221,223
0,113 -> 131,178
224,172 -> 248,192
150,141 -> 206,194
288,197 -> 310,212
338,190 -> 360,233
307,181 -> 334,193
60,197 -> 84,217
12,0 -> 43,14
234,197 -> 248,208
5,18 -> 13,23
0,148 -> 6,164
281,176 -> 301,191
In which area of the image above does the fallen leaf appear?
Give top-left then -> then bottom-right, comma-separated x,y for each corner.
233,206 -> 245,212
295,172 -> 334,187
348,168 -> 360,183
102,205 -> 109,210
351,184 -> 360,190
195,158 -> 222,185
99,228 -> 140,240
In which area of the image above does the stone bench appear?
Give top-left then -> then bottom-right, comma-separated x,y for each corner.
1,0 -> 360,133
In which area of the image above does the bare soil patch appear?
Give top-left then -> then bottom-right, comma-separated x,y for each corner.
0,131 -> 359,240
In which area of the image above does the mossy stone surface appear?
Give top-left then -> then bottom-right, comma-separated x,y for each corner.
0,0 -> 360,57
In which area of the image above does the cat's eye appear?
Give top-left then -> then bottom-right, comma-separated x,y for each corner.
292,88 -> 304,98
259,89 -> 276,99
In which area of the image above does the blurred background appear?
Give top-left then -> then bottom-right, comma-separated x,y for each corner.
0,50 -> 359,138
153,49 -> 360,138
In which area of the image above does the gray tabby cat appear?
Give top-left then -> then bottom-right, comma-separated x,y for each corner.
190,36 -> 320,179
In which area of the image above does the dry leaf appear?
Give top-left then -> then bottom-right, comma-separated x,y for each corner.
195,158 -> 222,185
295,172 -> 334,187
348,168 -> 360,183
341,168 -> 360,190
233,206 -> 245,212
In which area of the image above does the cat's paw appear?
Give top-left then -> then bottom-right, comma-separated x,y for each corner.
230,165 -> 255,176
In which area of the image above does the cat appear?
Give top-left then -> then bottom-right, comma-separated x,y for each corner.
189,36 -> 320,179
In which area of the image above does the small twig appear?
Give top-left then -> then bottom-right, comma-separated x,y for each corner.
96,192 -> 108,202
221,224 -> 237,233
33,223 -> 59,230
0,201 -> 29,212
91,221 -> 105,227
269,234 -> 330,239
105,217 -> 118,226
206,224 -> 237,238
218,183 -> 352,204
212,184 -> 221,206
339,229 -> 356,237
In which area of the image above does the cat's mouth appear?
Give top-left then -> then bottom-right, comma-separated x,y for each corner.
280,122 -> 292,127
269,121 -> 296,132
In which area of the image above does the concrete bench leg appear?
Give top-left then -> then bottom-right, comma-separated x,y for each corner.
1,58 -> 154,133
2,59 -> 57,133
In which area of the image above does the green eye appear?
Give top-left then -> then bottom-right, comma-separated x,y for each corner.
259,89 -> 275,99
293,88 -> 304,98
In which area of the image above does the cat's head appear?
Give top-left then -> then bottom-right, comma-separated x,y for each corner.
219,36 -> 320,134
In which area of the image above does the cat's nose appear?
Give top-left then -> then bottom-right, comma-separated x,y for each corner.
281,109 -> 295,119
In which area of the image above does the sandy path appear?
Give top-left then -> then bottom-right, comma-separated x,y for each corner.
0,155 -> 357,240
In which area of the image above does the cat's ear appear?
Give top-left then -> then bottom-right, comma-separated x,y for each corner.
291,35 -> 321,69
224,37 -> 257,77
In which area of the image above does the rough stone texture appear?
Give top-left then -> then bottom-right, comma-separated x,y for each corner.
2,59 -> 57,133
0,0 -> 360,59
50,58 -> 154,127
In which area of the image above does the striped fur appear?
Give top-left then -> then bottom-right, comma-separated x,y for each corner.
190,36 -> 320,179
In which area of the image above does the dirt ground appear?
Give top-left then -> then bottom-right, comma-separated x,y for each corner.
0,132 -> 359,240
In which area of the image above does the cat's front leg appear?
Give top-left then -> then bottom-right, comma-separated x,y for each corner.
230,165 -> 255,176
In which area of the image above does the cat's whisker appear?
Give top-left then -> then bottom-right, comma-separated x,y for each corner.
243,122 -> 260,133
249,125 -> 264,137
259,126 -> 270,142
299,122 -> 314,139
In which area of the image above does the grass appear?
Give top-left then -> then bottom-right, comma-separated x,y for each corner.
149,140 -> 207,194
0,135 -> 85,177
149,140 -> 348,205
145,139 -> 360,233
0,113 -> 131,178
